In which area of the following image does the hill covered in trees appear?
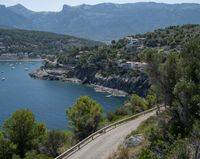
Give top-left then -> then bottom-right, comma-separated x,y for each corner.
132,24 -> 200,51
0,27 -> 102,55
31,25 -> 200,97
1,3 -> 200,41
109,35 -> 200,159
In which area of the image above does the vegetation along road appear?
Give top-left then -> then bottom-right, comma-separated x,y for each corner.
63,110 -> 157,159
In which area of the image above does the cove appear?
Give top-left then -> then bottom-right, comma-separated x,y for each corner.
0,61 -> 125,129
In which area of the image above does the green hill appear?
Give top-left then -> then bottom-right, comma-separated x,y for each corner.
108,24 -> 200,54
132,24 -> 200,50
0,28 -> 103,55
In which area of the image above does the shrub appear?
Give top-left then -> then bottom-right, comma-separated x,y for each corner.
40,130 -> 73,157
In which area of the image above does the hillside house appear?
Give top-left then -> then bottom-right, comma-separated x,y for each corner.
125,37 -> 145,52
118,60 -> 147,70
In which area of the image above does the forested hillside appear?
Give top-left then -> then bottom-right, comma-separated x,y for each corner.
132,24 -> 200,50
109,37 -> 200,159
31,24 -> 200,97
0,28 -> 102,55
108,25 -> 200,159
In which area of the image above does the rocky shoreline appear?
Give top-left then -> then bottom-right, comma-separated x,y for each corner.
29,68 -> 128,97
89,84 -> 128,97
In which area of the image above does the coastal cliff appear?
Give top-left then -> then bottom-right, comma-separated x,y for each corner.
30,68 -> 149,97
75,70 -> 149,96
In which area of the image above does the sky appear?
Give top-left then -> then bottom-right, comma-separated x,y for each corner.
0,0 -> 199,11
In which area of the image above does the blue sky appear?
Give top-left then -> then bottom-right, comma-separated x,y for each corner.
0,0 -> 199,11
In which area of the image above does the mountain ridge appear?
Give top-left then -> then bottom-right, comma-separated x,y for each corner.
1,2 -> 200,41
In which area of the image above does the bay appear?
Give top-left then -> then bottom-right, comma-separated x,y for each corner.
0,61 -> 125,129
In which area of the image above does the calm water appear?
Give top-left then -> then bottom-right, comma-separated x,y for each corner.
0,61 -> 125,129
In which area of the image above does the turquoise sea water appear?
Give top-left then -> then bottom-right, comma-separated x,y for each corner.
0,61 -> 125,129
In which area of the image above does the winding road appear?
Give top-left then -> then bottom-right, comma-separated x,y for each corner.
65,110 -> 156,159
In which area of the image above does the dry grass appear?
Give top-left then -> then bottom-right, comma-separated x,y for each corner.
108,146 -> 129,159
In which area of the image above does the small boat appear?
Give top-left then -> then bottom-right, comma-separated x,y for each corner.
106,95 -> 112,98
11,66 -> 15,69
2,77 -> 6,81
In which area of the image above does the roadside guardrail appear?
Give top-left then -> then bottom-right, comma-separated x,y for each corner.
55,106 -> 161,159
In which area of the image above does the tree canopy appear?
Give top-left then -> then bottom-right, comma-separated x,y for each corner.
3,110 -> 46,158
66,96 -> 103,141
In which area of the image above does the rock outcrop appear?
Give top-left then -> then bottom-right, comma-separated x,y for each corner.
124,134 -> 145,148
